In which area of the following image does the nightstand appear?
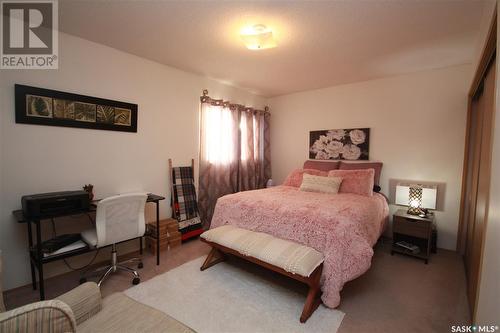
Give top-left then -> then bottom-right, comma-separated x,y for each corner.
391,209 -> 435,264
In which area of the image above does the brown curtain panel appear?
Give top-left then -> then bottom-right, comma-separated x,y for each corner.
198,95 -> 271,229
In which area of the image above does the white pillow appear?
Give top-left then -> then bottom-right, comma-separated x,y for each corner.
299,173 -> 342,194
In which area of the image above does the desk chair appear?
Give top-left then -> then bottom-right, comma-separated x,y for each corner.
81,193 -> 147,287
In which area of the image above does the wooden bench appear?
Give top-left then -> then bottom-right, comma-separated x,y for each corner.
199,225 -> 324,323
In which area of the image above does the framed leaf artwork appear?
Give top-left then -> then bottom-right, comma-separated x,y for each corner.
15,84 -> 138,133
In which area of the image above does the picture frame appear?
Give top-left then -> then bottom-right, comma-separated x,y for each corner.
15,84 -> 138,133
309,128 -> 370,160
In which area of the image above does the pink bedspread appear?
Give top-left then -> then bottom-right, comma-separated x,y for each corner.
210,185 -> 389,308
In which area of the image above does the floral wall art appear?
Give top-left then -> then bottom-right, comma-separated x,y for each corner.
309,128 -> 370,160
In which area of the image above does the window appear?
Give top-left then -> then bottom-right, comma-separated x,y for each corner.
202,104 -> 235,164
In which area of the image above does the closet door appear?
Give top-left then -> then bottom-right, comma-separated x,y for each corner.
464,90 -> 482,280
464,58 -> 496,312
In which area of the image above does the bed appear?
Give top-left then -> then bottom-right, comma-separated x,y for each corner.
210,161 -> 389,308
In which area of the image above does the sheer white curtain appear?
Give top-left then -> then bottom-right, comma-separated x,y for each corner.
201,103 -> 237,165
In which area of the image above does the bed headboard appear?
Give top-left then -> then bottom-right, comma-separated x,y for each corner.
303,160 -> 340,172
303,160 -> 383,185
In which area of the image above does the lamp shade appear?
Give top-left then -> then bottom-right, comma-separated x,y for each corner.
395,183 -> 437,210
240,24 -> 277,50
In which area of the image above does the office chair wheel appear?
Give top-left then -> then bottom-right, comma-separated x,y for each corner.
79,277 -> 87,284
138,262 -> 143,269
132,277 -> 140,285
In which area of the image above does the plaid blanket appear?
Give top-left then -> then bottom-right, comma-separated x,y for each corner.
172,166 -> 202,234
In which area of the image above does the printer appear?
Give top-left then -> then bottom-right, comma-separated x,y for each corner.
21,190 -> 90,218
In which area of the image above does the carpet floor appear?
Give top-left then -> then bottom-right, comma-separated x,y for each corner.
4,239 -> 470,333
125,256 -> 344,333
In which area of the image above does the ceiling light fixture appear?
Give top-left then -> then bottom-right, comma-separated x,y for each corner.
240,24 -> 277,50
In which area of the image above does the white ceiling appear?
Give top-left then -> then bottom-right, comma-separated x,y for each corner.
59,0 -> 487,97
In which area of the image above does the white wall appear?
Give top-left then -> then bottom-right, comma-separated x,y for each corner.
470,1 -> 497,83
475,0 -> 500,324
268,64 -> 471,250
0,33 -> 266,290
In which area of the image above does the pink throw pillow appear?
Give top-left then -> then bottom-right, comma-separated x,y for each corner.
338,161 -> 383,185
283,168 -> 329,187
328,169 -> 375,196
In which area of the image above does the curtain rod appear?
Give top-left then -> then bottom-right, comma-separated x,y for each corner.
201,89 -> 270,114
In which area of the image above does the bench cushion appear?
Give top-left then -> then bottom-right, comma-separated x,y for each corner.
201,225 -> 324,277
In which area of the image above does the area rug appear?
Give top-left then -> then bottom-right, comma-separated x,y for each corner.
125,257 -> 344,333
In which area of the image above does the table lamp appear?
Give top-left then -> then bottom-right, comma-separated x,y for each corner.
395,183 -> 437,217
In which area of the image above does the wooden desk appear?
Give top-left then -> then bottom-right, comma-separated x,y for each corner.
13,193 -> 165,300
